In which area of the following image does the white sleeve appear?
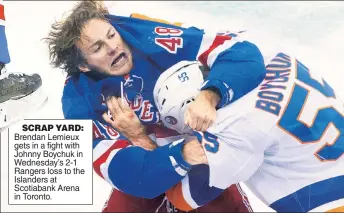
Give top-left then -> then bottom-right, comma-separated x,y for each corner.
203,117 -> 270,189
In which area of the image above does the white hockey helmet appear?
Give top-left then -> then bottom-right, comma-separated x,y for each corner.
153,61 -> 204,135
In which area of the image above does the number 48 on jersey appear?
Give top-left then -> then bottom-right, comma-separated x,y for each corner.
154,27 -> 184,54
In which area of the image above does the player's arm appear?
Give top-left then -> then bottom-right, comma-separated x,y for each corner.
92,118 -> 209,199
197,31 -> 266,108
182,31 -> 267,131
166,121 -> 268,211
92,119 -> 191,199
166,164 -> 225,211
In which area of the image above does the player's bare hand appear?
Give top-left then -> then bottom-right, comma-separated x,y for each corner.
182,139 -> 208,165
184,90 -> 220,132
102,96 -> 157,150
102,96 -> 144,140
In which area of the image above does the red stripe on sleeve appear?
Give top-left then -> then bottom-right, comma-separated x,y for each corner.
93,139 -> 131,179
198,35 -> 232,67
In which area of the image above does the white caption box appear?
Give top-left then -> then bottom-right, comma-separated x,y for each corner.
8,119 -> 93,205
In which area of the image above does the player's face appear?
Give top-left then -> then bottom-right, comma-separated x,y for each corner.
76,18 -> 133,76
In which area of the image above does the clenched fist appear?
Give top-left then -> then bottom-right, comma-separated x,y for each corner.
184,89 -> 220,132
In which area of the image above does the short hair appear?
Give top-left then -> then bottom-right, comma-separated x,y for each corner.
44,1 -> 109,75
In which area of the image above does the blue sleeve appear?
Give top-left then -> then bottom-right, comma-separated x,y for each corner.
108,139 -> 191,199
166,164 -> 225,210
187,164 -> 225,206
201,40 -> 266,108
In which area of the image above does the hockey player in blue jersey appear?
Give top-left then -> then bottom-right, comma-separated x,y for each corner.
0,0 -> 46,131
45,1 -> 264,211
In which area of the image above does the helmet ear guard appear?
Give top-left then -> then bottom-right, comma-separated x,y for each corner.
153,61 -> 204,134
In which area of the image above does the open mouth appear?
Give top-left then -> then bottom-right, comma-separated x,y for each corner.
111,52 -> 127,67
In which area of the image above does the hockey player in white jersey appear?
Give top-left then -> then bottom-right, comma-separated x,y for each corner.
153,56 -> 344,212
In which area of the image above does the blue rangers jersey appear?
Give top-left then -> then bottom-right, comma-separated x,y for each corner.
62,13 -> 266,198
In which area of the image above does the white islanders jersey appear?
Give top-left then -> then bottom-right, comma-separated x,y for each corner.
202,52 -> 344,212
